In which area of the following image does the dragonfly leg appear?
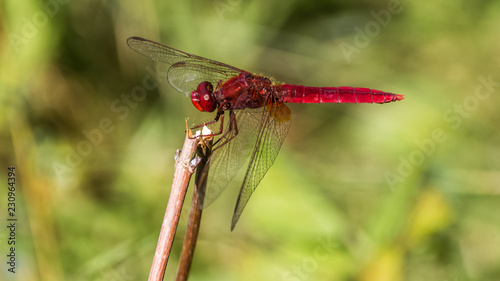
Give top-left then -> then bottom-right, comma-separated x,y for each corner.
188,114 -> 225,140
191,115 -> 219,129
188,102 -> 232,140
212,110 -> 239,152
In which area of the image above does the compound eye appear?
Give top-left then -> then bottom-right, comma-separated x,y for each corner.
190,81 -> 217,112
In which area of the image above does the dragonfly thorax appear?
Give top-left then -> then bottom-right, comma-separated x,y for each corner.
215,72 -> 275,110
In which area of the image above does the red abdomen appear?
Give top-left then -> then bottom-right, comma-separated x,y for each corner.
277,84 -> 404,104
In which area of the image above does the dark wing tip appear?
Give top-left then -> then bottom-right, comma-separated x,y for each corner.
230,217 -> 238,231
230,195 -> 243,231
126,36 -> 146,49
127,36 -> 145,42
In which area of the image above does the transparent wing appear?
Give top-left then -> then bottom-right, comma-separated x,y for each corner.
231,102 -> 292,230
127,37 -> 243,95
198,102 -> 291,228
199,108 -> 262,207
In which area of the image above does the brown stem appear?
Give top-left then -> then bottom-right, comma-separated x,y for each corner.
148,134 -> 200,281
175,140 -> 213,281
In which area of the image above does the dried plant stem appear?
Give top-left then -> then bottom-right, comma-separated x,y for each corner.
148,134 -> 200,281
175,140 -> 212,281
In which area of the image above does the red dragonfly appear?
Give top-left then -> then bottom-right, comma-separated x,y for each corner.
127,37 -> 403,230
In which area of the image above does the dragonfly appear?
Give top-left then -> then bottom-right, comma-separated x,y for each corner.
127,37 -> 404,230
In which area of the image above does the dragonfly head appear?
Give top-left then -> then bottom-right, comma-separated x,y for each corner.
191,81 -> 217,112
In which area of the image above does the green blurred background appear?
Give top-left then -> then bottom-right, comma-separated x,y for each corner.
1,0 -> 499,280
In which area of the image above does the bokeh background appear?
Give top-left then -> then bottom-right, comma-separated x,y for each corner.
1,0 -> 500,280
